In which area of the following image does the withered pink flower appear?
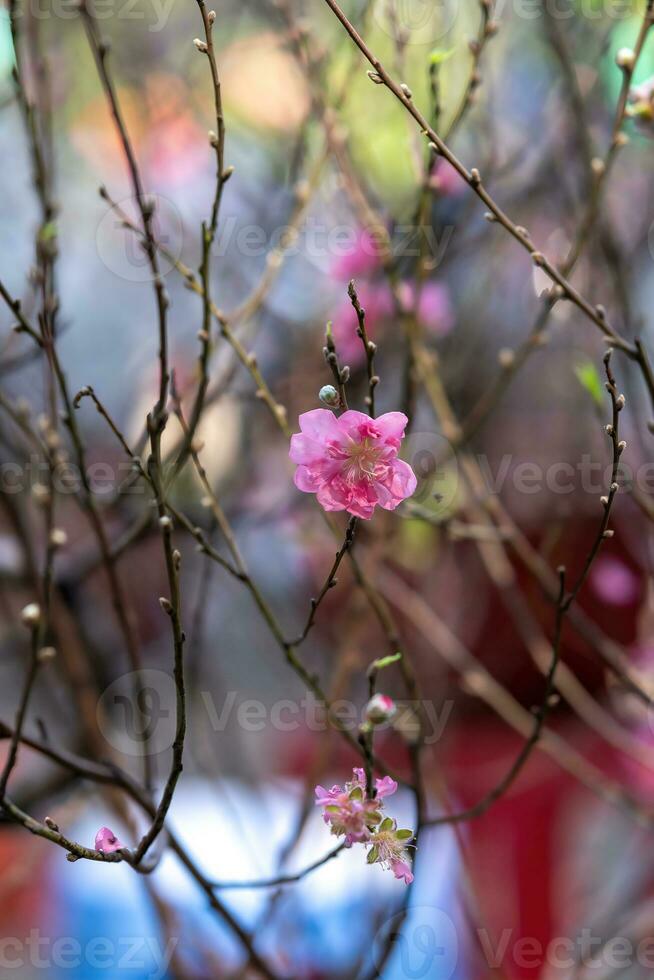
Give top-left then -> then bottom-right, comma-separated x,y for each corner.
290,410 -> 416,519
367,817 -> 414,882
315,769 -> 414,883
95,826 -> 124,853
315,769 -> 385,844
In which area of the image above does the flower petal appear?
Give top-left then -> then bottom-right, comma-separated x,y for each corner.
377,459 -> 417,510
375,776 -> 398,799
298,408 -> 341,441
375,411 -> 409,447
391,859 -> 414,884
294,465 -> 322,493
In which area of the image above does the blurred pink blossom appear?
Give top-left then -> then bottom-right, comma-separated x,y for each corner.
290,409 -> 416,519
95,827 -> 124,853
628,76 -> 654,134
368,820 -> 415,883
429,159 -> 467,197
330,227 -> 386,281
330,284 -> 394,364
330,280 -> 453,365
590,556 -> 640,606
397,280 -> 454,336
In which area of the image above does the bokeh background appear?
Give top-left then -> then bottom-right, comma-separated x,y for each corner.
2,0 -> 654,976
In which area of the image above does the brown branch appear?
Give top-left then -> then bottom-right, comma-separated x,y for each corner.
78,1 -> 170,417
318,0 -> 654,390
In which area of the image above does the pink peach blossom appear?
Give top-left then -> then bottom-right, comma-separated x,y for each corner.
628,76 -> 654,134
315,769 -> 413,882
315,768 -> 391,844
290,410 -> 416,519
95,826 -> 124,853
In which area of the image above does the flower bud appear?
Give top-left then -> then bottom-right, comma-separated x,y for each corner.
32,483 -> 50,507
319,384 -> 340,408
365,693 -> 397,725
95,826 -> 125,854
49,527 -> 68,549
616,47 -> 635,71
591,157 -> 605,178
21,602 -> 41,627
193,38 -> 208,52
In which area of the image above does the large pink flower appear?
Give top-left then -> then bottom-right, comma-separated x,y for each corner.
290,410 -> 416,519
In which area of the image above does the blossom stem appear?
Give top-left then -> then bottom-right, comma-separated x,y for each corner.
289,516 -> 358,646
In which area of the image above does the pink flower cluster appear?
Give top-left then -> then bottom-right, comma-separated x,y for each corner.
290,409 -> 416,519
315,768 -> 414,883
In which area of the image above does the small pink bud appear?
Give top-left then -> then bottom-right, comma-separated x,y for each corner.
365,693 -> 397,725
95,826 -> 124,853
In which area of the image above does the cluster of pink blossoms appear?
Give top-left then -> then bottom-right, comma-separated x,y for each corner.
315,768 -> 414,884
289,409 -> 416,519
